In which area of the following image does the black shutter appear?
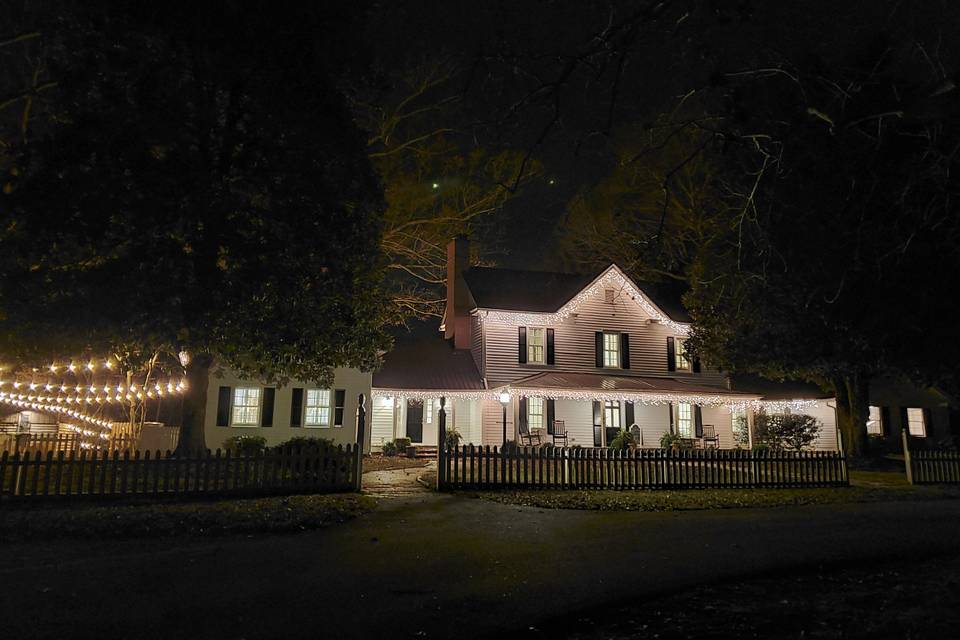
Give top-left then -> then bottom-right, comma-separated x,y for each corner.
547,399 -> 556,434
620,333 -> 630,369
900,406 -> 910,434
518,327 -> 527,364
261,387 -> 275,428
694,405 -> 703,437
625,401 -> 635,427
593,400 -> 602,446
519,397 -> 528,431
923,407 -> 933,437
692,357 -> 701,374
546,329 -> 555,365
880,406 -> 890,437
666,337 -> 676,372
216,386 -> 232,427
668,402 -> 675,433
595,332 -> 604,368
334,389 -> 346,427
290,388 -> 303,427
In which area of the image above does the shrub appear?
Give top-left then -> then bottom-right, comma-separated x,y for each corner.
443,428 -> 462,450
381,440 -> 399,456
500,440 -> 519,455
659,432 -> 689,450
275,436 -> 334,451
754,411 -> 822,451
609,428 -> 636,450
732,413 -> 750,448
393,437 -> 412,454
222,434 -> 267,455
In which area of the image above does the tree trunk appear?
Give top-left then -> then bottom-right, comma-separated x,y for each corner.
177,353 -> 213,455
832,373 -> 869,458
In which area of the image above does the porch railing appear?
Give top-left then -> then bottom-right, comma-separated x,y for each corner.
437,445 -> 848,491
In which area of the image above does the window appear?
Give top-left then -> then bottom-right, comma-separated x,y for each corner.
906,407 -> 926,437
424,398 -> 434,424
528,328 -> 545,364
675,337 -> 691,371
731,408 -> 748,446
675,402 -> 693,438
528,397 -> 544,431
604,401 -> 621,429
603,332 -> 620,367
305,389 -> 331,428
231,387 -> 261,427
866,406 -> 883,436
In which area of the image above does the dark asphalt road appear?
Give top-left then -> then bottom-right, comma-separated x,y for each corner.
3,495 -> 960,639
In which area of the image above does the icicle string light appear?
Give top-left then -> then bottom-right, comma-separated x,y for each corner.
0,395 -> 113,428
481,265 -> 691,333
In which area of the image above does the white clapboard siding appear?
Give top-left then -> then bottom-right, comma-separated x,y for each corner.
701,405 -> 736,449
554,400 -> 594,446
477,283 -> 727,387
481,398 -> 513,446
452,398 -> 483,445
371,395 -> 396,449
632,403 -> 672,447
805,403 -> 840,451
470,313 -> 484,376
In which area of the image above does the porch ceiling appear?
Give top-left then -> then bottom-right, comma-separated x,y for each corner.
507,371 -> 753,397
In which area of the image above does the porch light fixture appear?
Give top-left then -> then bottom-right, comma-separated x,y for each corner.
499,390 -> 510,447
498,391 -> 511,405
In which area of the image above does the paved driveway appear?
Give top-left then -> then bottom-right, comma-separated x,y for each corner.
2,495 -> 959,639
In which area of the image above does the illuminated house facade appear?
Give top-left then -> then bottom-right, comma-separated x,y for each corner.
369,237 -> 842,451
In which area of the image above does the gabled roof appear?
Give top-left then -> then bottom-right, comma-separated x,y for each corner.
463,267 -> 596,312
372,322 -> 484,391
464,264 -> 692,323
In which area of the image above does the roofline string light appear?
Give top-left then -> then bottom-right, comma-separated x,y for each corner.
480,265 -> 691,334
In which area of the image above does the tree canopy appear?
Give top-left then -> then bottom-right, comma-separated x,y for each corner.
0,3 -> 388,449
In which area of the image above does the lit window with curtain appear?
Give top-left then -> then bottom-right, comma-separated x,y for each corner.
305,389 -> 331,428
676,402 -> 693,437
528,397 -> 544,430
527,328 -> 545,364
675,337 -> 691,371
231,387 -> 261,427
906,407 -> 926,437
603,333 -> 620,367
866,406 -> 883,435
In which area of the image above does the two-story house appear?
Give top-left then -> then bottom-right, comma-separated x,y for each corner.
370,237 -> 842,451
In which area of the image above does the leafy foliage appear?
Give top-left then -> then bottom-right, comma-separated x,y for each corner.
381,440 -> 399,456
274,437 -> 336,451
659,432 -> 690,450
221,435 -> 268,456
753,412 -> 822,452
443,427 -> 463,450
608,428 -> 637,450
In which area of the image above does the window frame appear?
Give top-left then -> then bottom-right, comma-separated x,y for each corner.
231,387 -> 261,428
674,337 -> 692,372
604,400 -> 621,430
304,388 -> 332,429
906,407 -> 926,437
527,327 -> 546,364
424,398 -> 434,424
528,397 -> 545,431
676,402 -> 694,438
602,332 -> 620,368
866,405 -> 883,436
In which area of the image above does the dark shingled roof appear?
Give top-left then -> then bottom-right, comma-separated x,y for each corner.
728,374 -> 832,400
373,322 -> 484,391
463,266 -> 596,312
462,265 -> 692,322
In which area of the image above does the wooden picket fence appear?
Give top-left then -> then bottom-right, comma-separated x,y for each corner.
438,445 -> 848,491
903,431 -> 960,484
0,445 -> 361,501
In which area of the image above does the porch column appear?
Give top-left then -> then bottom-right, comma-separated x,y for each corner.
746,409 -> 755,449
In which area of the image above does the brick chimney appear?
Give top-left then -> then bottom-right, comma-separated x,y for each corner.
444,236 -> 472,349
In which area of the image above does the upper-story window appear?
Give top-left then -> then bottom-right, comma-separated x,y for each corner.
675,337 -> 691,371
305,389 -> 331,428
232,387 -> 261,427
528,328 -> 545,364
603,332 -> 620,368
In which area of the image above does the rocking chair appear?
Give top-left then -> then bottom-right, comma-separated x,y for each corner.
551,420 -> 568,446
519,420 -> 542,446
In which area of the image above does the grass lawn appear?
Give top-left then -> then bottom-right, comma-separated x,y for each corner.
461,470 -> 960,511
0,493 -> 376,543
543,553 -> 960,639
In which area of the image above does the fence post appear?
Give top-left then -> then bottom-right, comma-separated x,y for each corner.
437,396 -> 447,490
354,393 -> 366,492
902,428 -> 914,485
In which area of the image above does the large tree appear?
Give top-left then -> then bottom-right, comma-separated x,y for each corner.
0,3 -> 389,451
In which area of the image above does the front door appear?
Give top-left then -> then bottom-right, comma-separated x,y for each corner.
406,400 -> 424,443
